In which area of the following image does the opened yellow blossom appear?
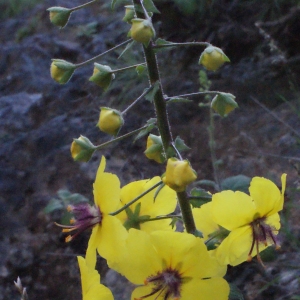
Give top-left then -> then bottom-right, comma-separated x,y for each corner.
77,247 -> 113,300
212,174 -> 286,266
115,229 -> 229,300
116,177 -> 177,232
57,156 -> 128,265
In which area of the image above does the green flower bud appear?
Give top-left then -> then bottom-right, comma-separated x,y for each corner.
211,93 -> 238,117
89,63 -> 115,91
97,107 -> 124,136
70,135 -> 96,162
47,7 -> 72,28
144,134 -> 165,163
130,18 -> 155,45
199,46 -> 230,71
50,59 -> 76,84
123,5 -> 135,23
162,158 -> 197,192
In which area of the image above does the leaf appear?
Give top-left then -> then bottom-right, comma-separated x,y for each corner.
220,175 -> 251,193
145,81 -> 160,102
153,182 -> 164,202
43,199 -> 64,214
134,118 -> 157,142
137,0 -> 160,13
174,136 -> 190,152
189,187 -> 212,208
229,284 -> 244,300
136,64 -> 147,75
154,38 -> 175,52
118,40 -> 136,59
196,179 -> 217,189
167,97 -> 193,104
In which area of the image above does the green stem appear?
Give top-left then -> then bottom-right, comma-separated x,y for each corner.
208,108 -> 221,190
177,191 -> 197,234
95,124 -> 149,150
75,39 -> 132,68
166,91 -> 221,100
139,214 -> 182,223
110,181 -> 163,216
70,0 -> 98,12
153,41 -> 211,49
113,63 -> 146,73
122,85 -> 154,115
133,0 -> 196,235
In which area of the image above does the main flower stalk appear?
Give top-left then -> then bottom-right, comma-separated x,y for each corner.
132,0 -> 196,234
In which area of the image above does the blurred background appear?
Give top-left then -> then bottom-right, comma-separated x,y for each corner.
0,0 -> 300,299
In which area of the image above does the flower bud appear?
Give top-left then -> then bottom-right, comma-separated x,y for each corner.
123,5 -> 135,23
97,107 -> 124,136
47,7 -> 72,28
70,136 -> 96,162
89,63 -> 115,91
144,134 -> 165,163
50,59 -> 76,84
211,93 -> 238,117
199,46 -> 230,71
130,18 -> 155,45
162,158 -> 197,192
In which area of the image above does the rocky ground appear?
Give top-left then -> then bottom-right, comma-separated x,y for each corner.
1,0 -> 300,299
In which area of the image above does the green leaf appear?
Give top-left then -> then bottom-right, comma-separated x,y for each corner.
153,183 -> 164,202
220,175 -> 251,193
145,81 -> 160,102
174,136 -> 190,152
229,284 -> 244,300
43,199 -> 64,214
154,38 -> 175,52
196,179 -> 217,189
134,118 -> 157,142
167,97 -> 193,104
189,187 -> 212,208
134,0 -> 160,14
118,40 -> 136,59
136,64 -> 147,75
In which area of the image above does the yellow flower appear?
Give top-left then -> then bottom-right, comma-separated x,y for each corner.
199,46 -> 230,71
144,134 -> 164,163
115,229 -> 229,300
77,247 -> 114,300
70,135 -> 96,162
130,18 -> 155,45
50,59 -> 75,84
97,107 -> 124,136
47,6 -> 71,28
89,63 -> 115,90
57,157 -> 128,265
116,177 -> 177,232
162,158 -> 197,192
211,174 -> 287,266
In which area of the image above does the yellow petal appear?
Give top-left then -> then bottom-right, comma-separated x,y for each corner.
249,176 -> 283,217
182,278 -> 229,300
140,218 -> 175,233
212,190 -> 256,230
93,156 -> 121,213
265,213 -> 281,230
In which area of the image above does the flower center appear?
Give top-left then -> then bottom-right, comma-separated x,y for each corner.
56,203 -> 102,242
135,268 -> 182,300
248,217 -> 279,264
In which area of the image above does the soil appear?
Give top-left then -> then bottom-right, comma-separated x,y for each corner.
1,0 -> 300,299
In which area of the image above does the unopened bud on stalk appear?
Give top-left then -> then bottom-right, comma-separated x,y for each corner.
123,5 -> 135,23
47,7 -> 72,28
89,63 -> 115,91
144,134 -> 165,163
97,107 -> 124,136
70,136 -> 96,162
130,18 -> 155,45
211,93 -> 238,117
50,59 -> 76,84
199,46 -> 230,71
162,158 -> 197,192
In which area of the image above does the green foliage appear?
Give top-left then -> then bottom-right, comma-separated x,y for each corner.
44,189 -> 89,224
0,0 -> 40,19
